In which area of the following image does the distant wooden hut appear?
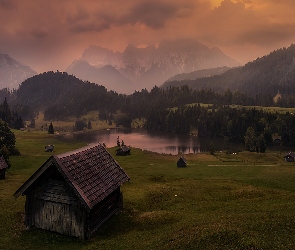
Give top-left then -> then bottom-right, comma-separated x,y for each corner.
116,145 -> 131,156
177,156 -> 187,168
44,144 -> 54,152
0,156 -> 9,180
284,152 -> 295,162
14,143 -> 130,239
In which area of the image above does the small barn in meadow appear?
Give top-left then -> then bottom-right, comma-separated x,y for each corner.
0,156 -> 9,180
177,156 -> 187,168
115,145 -> 131,156
44,144 -> 54,152
14,143 -> 130,239
284,152 -> 295,162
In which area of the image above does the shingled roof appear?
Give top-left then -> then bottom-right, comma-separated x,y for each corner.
14,143 -> 130,209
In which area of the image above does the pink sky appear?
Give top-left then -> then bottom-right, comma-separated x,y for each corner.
0,0 -> 295,73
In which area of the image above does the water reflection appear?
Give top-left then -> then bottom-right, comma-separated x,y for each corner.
60,128 -> 242,155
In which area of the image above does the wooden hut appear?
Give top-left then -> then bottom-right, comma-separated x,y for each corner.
14,143 -> 130,239
116,145 -> 131,156
44,144 -> 54,152
177,156 -> 187,168
284,152 -> 295,162
0,155 -> 9,180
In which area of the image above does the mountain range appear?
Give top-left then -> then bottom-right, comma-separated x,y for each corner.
163,44 -> 295,96
2,40 -> 295,99
66,38 -> 240,94
3,43 -> 295,122
0,53 -> 37,90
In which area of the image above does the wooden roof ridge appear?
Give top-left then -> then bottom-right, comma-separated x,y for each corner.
55,143 -> 103,158
285,152 -> 295,157
14,143 -> 130,210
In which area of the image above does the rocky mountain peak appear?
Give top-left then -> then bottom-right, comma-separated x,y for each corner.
68,38 -> 240,93
0,53 -> 37,90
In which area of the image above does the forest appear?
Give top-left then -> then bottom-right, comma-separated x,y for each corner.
145,104 -> 295,151
164,44 -> 295,98
0,70 -> 294,152
0,71 -> 275,120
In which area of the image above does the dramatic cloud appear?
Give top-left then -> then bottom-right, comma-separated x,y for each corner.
0,0 -> 16,10
121,1 -> 182,29
0,0 -> 294,72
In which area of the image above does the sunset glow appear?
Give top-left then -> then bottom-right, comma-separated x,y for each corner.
210,0 -> 223,8
0,0 -> 294,73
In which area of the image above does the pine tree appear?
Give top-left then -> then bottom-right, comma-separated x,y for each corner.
244,127 -> 257,152
48,122 -> 54,134
0,119 -> 16,155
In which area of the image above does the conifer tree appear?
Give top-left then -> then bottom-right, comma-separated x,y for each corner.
48,122 -> 54,134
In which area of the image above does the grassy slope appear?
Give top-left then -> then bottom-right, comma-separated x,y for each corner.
1,131 -> 295,249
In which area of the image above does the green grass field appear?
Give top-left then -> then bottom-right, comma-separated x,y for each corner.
1,130 -> 295,249
28,112 -> 145,134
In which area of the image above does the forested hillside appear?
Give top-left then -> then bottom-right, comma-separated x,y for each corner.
10,71 -> 274,121
2,70 -> 294,151
164,44 -> 295,97
5,70 -> 277,122
162,66 -> 231,86
14,71 -> 120,119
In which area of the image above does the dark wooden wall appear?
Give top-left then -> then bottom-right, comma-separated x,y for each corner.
23,167 -> 125,239
25,177 -> 87,238
87,188 -> 122,238
0,169 -> 6,179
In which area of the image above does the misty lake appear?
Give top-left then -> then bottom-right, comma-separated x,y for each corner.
59,129 -> 244,155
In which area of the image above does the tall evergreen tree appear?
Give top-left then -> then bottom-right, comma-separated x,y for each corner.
244,127 -> 257,152
0,119 -> 16,155
48,122 -> 54,134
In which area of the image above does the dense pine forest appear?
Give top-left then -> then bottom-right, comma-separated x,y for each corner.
0,70 -> 294,152
163,44 -> 295,98
0,71 -> 274,120
146,105 -> 295,150
0,97 -> 23,130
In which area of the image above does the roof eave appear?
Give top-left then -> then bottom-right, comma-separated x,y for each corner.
13,157 -> 54,199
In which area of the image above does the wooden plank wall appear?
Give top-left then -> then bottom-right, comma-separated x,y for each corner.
88,188 -> 122,237
33,199 -> 85,238
30,179 -> 86,238
24,178 -> 124,239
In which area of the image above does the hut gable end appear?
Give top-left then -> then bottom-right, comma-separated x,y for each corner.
14,143 -> 130,239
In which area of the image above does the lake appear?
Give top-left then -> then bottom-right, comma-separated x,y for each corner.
60,128 -> 244,155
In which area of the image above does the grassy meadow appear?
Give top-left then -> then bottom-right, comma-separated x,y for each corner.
1,130 -> 295,249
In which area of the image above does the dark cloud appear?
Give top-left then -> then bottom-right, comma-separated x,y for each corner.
234,24 -> 295,46
67,1 -> 194,33
120,1 -> 191,29
31,29 -> 48,39
69,20 -> 111,33
68,11 -> 113,33
201,0 -> 272,45
0,0 -> 294,72
0,0 -> 16,10
66,7 -> 89,24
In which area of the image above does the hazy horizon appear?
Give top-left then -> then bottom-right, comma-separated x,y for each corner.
1,0 -> 294,73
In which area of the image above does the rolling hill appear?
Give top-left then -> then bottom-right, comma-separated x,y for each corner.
162,44 -> 295,96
